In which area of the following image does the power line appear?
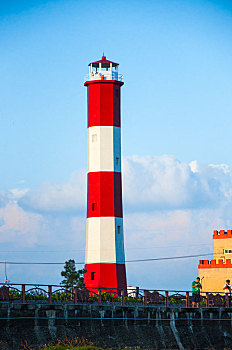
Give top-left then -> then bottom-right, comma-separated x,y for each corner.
125,253 -> 213,263
0,252 -> 213,265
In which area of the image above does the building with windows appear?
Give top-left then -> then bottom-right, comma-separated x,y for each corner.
199,230 -> 232,293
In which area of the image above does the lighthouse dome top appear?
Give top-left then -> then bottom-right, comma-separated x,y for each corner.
85,55 -> 123,82
89,56 -> 119,68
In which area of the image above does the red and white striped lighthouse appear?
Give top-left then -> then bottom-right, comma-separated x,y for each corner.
84,56 -> 127,291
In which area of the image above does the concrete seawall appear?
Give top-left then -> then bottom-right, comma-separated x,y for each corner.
1,302 -> 232,349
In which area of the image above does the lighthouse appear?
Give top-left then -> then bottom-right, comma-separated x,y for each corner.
84,56 -> 127,292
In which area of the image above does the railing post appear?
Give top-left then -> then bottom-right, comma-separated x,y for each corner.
225,294 -> 229,308
206,292 -> 209,307
73,287 -> 77,304
48,285 -> 52,304
143,290 -> 147,306
165,291 -> 169,307
21,284 -> 25,303
186,291 -> 190,307
121,289 -> 125,306
98,288 -> 102,305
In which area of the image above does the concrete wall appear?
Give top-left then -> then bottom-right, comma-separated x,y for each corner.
198,230 -> 232,292
199,266 -> 232,293
213,235 -> 232,261
1,302 -> 232,350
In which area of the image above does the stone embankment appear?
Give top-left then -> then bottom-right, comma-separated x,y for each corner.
0,302 -> 232,349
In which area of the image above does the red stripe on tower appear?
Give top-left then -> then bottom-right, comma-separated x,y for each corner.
84,56 -> 127,292
87,172 -> 123,218
87,81 -> 122,127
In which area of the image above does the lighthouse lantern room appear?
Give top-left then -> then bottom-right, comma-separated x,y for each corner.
84,56 -> 127,292
85,55 -> 122,82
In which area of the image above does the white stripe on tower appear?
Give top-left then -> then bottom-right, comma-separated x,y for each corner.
85,217 -> 125,264
88,126 -> 121,173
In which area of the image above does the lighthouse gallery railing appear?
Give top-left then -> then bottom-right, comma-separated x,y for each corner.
84,72 -> 123,82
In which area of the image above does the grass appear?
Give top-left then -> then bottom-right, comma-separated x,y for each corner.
39,347 -> 102,350
21,337 -> 108,350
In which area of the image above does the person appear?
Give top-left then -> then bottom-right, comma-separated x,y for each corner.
223,279 -> 231,295
192,277 -> 202,307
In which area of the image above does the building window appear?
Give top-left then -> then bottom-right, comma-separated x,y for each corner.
117,225 -> 121,234
92,203 -> 97,211
92,134 -> 97,142
91,272 -> 95,280
116,157 -> 119,165
225,249 -> 232,254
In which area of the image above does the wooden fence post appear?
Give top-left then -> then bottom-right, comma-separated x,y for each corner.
165,291 -> 169,307
98,288 -> 102,305
206,292 -> 209,307
48,285 -> 52,304
143,290 -> 148,306
186,291 -> 190,307
21,284 -> 25,303
121,289 -> 125,306
73,288 -> 77,304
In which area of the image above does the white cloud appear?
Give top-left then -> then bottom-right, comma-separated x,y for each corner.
123,155 -> 228,210
0,188 -> 28,208
0,191 -> 12,208
14,155 -> 232,214
189,160 -> 198,173
0,203 -> 43,245
1,155 -> 232,288
18,170 -> 86,213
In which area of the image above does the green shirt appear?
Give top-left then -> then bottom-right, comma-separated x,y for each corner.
192,281 -> 200,294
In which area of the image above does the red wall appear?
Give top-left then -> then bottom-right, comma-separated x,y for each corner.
84,263 -> 127,291
86,81 -> 123,127
87,172 -> 123,218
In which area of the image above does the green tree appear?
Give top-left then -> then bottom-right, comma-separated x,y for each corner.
60,259 -> 86,289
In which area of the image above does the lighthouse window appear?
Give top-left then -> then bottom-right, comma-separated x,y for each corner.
117,226 -> 121,234
92,134 -> 97,142
92,203 -> 97,211
225,250 -> 232,254
91,272 -> 95,280
116,157 -> 119,165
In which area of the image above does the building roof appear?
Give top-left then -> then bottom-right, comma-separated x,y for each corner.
89,56 -> 119,68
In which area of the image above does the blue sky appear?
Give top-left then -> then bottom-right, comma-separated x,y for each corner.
0,0 -> 232,289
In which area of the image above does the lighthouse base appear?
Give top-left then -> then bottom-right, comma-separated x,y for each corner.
84,263 -> 127,293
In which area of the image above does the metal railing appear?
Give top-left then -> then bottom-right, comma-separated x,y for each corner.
0,283 -> 231,308
84,72 -> 123,82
